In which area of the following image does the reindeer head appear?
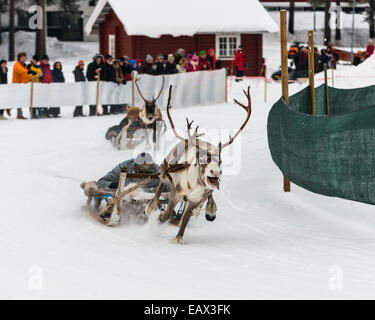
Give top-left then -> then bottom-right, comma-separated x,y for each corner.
166,85 -> 252,191
135,75 -> 165,122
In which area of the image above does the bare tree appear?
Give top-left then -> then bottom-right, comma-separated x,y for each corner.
289,0 -> 295,34
366,0 -> 375,38
9,0 -> 15,61
324,0 -> 331,44
336,0 -> 341,40
35,0 -> 47,58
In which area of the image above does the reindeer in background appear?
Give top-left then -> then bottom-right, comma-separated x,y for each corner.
145,86 -> 252,244
135,75 -> 167,146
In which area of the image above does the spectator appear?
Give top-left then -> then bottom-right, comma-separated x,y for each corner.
174,48 -> 186,65
50,61 -> 65,118
207,48 -> 216,70
111,59 -> 126,114
0,60 -> 7,120
40,54 -> 53,117
136,59 -> 143,74
199,50 -> 211,71
129,59 -> 138,72
120,56 -> 132,82
12,52 -> 32,119
155,54 -> 166,75
27,55 -> 44,119
143,55 -> 157,75
208,48 -> 221,70
165,54 -> 178,74
367,39 -> 375,57
320,48 -> 332,69
86,54 -> 105,116
234,45 -> 246,82
187,55 -> 200,72
102,54 -> 115,115
73,60 -> 86,117
176,57 -> 187,73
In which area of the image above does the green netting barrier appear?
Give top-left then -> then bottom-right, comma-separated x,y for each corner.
267,84 -> 375,205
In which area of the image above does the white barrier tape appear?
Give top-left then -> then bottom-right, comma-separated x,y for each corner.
0,69 -> 226,110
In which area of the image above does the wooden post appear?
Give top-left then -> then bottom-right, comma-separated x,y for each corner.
29,76 -> 35,119
324,64 -> 330,115
95,72 -> 100,116
225,71 -> 228,104
308,30 -> 315,115
264,65 -> 267,103
280,10 -> 291,192
331,67 -> 334,87
131,71 -> 135,107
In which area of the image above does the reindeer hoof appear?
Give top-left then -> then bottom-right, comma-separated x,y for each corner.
172,237 -> 187,245
205,214 -> 216,222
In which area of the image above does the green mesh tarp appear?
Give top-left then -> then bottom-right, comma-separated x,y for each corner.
267,84 -> 375,205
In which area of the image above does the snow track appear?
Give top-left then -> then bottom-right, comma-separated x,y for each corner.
2,54 -> 375,299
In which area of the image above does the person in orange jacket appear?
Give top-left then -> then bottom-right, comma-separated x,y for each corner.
12,52 -> 36,119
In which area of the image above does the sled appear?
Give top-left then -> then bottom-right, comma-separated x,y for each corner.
110,121 -> 167,151
80,164 -> 192,226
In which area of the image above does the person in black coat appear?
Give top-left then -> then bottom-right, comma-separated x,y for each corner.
102,54 -> 116,115
165,54 -> 178,74
86,54 -> 105,116
0,60 -> 7,120
155,54 -> 166,75
73,60 -> 86,117
50,61 -> 65,118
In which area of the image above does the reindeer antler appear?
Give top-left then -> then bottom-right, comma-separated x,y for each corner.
166,85 -> 185,141
153,75 -> 165,101
135,76 -> 148,102
221,86 -> 252,149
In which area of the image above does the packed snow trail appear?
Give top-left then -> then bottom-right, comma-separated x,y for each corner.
2,70 -> 375,299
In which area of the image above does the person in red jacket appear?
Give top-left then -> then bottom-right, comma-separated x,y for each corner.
39,54 -> 52,118
367,39 -> 375,57
234,45 -> 246,82
198,50 -> 211,71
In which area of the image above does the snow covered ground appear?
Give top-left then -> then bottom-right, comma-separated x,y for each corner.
2,29 -> 375,299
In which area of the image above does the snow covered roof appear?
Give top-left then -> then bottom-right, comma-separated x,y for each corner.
85,0 -> 278,38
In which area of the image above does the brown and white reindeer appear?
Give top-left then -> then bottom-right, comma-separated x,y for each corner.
135,75 -> 167,145
145,85 -> 252,244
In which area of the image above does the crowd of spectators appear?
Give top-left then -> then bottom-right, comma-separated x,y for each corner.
0,46 -> 246,120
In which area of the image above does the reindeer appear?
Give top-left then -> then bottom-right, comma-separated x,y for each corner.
145,85 -> 252,244
135,75 -> 167,145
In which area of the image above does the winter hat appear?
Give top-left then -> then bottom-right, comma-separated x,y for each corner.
123,56 -> 130,61
191,55 -> 199,62
0,59 -> 7,65
146,54 -> 153,62
135,152 -> 154,165
41,54 -> 49,61
179,58 -> 187,65
78,60 -> 84,66
93,53 -> 104,61
167,54 -> 175,61
177,48 -> 186,56
199,50 -> 207,56
32,54 -> 39,61
157,54 -> 164,60
105,54 -> 113,60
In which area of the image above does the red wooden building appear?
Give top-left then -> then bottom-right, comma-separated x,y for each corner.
85,0 -> 277,76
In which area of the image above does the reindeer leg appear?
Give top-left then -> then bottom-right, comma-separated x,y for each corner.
145,181 -> 164,216
174,201 -> 196,244
152,122 -> 157,144
205,193 -> 217,222
159,190 -> 177,223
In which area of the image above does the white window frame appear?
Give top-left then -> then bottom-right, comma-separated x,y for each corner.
215,34 -> 241,60
108,34 -> 116,57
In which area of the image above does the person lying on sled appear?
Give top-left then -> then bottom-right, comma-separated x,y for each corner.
97,152 -> 166,191
105,106 -> 143,144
